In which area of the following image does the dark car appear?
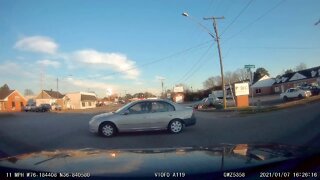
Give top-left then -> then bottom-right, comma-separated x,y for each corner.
36,104 -> 51,112
309,86 -> 320,96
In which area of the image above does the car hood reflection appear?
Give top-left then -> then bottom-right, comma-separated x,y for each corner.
0,144 -> 315,176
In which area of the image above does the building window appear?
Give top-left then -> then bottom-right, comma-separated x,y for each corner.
89,102 -> 92,106
82,102 -> 85,107
12,102 -> 15,108
20,102 -> 24,107
256,89 -> 261,94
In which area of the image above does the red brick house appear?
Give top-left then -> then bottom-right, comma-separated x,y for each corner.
0,85 -> 27,112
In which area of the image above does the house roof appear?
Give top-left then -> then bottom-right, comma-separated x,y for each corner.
251,75 -> 275,88
43,90 -> 64,99
81,94 -> 97,101
0,89 -> 14,100
274,66 -> 320,85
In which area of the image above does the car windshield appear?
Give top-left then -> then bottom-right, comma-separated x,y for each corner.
0,0 -> 319,178
114,101 -> 135,113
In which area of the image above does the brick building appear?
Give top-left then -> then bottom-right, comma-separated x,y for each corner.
272,66 -> 320,93
0,84 -> 26,112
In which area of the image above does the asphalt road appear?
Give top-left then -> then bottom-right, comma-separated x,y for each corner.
0,101 -> 319,157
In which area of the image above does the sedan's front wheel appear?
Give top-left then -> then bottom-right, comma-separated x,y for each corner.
169,120 -> 183,134
99,122 -> 117,137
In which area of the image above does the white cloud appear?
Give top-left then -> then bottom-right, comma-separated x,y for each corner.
37,59 -> 60,68
66,78 -> 118,97
72,50 -> 140,79
14,36 -> 58,54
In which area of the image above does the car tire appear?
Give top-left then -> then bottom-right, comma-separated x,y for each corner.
283,96 -> 288,101
298,94 -> 303,99
99,122 -> 117,137
168,119 -> 183,134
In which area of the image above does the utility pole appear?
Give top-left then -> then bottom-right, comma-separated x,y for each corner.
158,77 -> 165,98
203,16 -> 226,109
56,77 -> 59,99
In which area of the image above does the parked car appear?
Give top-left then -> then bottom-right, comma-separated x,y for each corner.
23,103 -> 37,112
309,86 -> 320,96
301,85 -> 320,96
280,88 -> 312,101
36,104 -> 52,112
52,103 -> 62,111
89,99 -> 196,137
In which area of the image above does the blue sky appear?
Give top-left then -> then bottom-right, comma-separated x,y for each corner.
0,0 -> 319,97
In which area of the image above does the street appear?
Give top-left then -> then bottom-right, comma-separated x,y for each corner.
0,101 -> 319,157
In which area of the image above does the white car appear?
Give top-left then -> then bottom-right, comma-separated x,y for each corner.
89,99 -> 196,137
280,88 -> 312,101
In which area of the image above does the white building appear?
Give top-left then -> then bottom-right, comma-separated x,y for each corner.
65,92 -> 97,109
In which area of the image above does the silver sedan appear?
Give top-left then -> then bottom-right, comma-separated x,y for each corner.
89,99 -> 196,137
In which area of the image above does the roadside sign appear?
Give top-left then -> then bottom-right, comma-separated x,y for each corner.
244,65 -> 255,68
174,86 -> 184,93
234,82 -> 249,96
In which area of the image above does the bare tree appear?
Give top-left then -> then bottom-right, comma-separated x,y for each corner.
24,89 -> 34,96
224,71 -> 233,84
203,76 -> 221,89
282,69 -> 294,74
294,63 -> 307,71
233,68 -> 250,82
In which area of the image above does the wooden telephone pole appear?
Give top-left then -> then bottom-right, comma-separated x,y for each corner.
203,16 -> 226,109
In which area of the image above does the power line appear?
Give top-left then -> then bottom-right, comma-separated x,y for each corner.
223,0 -> 286,44
228,46 -> 320,50
220,0 -> 255,36
182,47 -> 212,83
92,40 -> 212,78
176,43 -> 214,84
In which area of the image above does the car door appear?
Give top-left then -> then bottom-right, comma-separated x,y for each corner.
147,101 -> 176,129
291,89 -> 299,97
116,102 -> 152,131
287,89 -> 294,98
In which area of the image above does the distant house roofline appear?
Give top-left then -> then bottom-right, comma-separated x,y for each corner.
274,66 -> 320,85
0,89 -> 26,101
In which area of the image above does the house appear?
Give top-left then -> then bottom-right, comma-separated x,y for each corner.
272,66 -> 320,93
65,92 -> 97,109
250,75 -> 275,96
35,90 -> 64,107
0,84 -> 27,112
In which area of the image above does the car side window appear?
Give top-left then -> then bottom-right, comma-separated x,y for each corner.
128,102 -> 151,114
151,102 -> 175,112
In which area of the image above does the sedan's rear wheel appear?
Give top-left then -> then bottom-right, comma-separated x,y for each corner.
99,122 -> 116,137
169,120 -> 183,134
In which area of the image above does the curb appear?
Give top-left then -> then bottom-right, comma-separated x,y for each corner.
197,96 -> 320,114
